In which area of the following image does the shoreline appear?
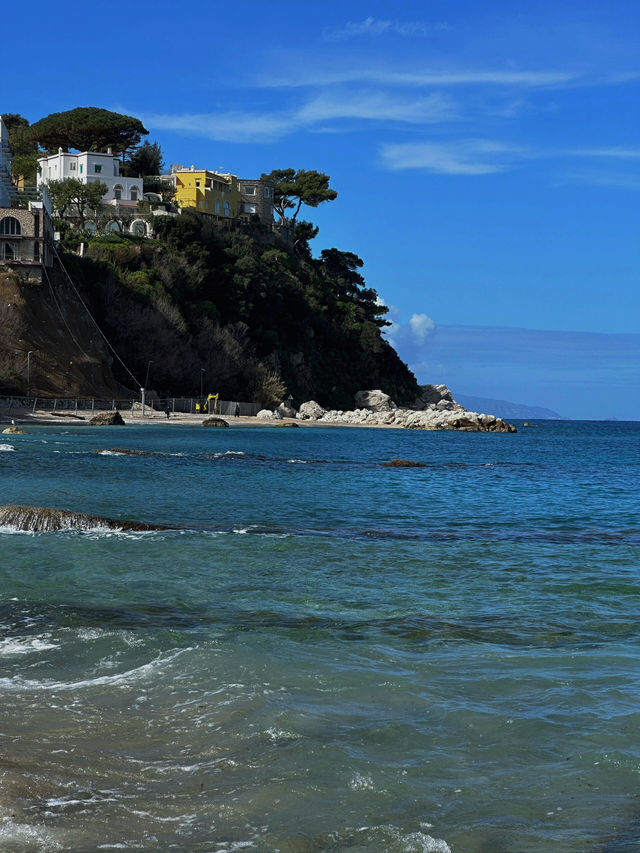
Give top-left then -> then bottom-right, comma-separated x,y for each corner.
0,407 -> 403,430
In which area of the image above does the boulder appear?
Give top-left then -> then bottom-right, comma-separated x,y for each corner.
276,402 -> 297,419
2,425 -> 24,434
89,410 -> 125,426
354,389 -> 397,412
202,417 -> 229,428
256,409 -> 277,420
413,384 -> 456,410
297,401 -> 327,420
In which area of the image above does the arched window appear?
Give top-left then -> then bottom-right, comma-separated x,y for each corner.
223,201 -> 230,217
114,185 -> 123,201
130,219 -> 147,237
130,186 -> 140,202
0,216 -> 21,236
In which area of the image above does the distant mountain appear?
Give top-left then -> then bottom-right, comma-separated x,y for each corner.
455,394 -> 564,420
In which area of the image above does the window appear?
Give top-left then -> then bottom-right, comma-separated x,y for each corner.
215,201 -> 220,214
0,216 -> 21,235
244,186 -> 256,195
94,164 -> 102,174
205,200 -> 210,210
69,161 -> 76,171
223,201 -> 230,216
79,164 -> 84,174
130,187 -> 139,201
264,187 -> 271,198
114,185 -> 122,201
195,180 -> 201,188
244,203 -> 257,214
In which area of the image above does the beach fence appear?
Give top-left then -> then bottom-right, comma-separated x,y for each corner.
0,395 -> 261,417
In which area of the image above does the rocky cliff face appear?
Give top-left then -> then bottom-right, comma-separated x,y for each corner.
0,269 -> 119,397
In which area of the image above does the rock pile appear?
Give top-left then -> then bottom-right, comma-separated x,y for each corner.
293,387 -> 516,433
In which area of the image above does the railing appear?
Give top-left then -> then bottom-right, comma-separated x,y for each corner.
0,395 -> 261,417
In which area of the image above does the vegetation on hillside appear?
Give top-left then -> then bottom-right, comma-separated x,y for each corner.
64,213 -> 418,408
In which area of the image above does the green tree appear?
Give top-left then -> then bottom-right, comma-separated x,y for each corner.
122,141 -> 164,177
28,107 -> 148,157
320,248 -> 389,327
48,178 -> 108,229
261,169 -> 337,223
1,114 -> 39,184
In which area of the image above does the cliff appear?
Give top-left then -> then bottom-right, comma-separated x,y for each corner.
0,215 -> 419,408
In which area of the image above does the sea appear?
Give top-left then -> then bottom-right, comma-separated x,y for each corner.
0,419 -> 638,853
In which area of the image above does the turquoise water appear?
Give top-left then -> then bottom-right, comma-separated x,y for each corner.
0,420 -> 638,852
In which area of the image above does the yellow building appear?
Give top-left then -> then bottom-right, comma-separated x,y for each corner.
170,166 -> 242,221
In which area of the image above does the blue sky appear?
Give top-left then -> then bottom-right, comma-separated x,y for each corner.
4,0 -> 639,418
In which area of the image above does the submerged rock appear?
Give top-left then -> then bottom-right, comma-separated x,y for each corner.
93,448 -> 155,456
89,410 -> 125,426
0,505 -> 168,532
380,459 -> 426,468
202,417 -> 229,428
278,422 -> 300,428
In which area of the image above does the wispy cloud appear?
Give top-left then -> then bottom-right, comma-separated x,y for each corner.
380,139 -> 640,177
297,91 -> 457,125
380,140 -> 524,175
569,147 -> 640,159
263,68 -> 581,89
322,17 -> 449,42
140,90 -> 458,144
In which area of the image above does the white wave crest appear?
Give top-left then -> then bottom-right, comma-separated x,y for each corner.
0,444 -> 16,452
0,648 -> 189,692
0,636 -> 58,655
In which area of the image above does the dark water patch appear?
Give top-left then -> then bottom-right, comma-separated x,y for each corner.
3,599 -> 638,650
380,459 -> 427,468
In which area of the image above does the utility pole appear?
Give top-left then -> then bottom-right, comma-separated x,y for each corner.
27,351 -> 33,398
142,360 -> 152,419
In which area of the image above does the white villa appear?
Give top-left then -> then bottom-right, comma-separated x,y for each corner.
37,148 -> 142,206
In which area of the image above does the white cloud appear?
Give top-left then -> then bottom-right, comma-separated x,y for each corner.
140,88 -> 458,144
263,68 -> 580,89
297,91 -> 457,125
409,313 -> 436,342
569,147 -> 640,159
381,140 -> 523,175
322,17 -> 447,42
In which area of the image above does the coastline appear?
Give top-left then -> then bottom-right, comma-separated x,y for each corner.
0,406 -> 402,430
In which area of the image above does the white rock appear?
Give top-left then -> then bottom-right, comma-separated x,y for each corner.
297,400 -> 327,420
354,389 -> 397,412
256,409 -> 276,420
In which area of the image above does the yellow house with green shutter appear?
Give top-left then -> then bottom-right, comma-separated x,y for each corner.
171,166 -> 242,221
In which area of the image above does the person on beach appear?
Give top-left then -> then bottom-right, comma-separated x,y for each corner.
164,406 -> 170,419
234,403 -> 240,418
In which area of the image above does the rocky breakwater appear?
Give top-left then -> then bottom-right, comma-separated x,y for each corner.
295,386 -> 516,433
